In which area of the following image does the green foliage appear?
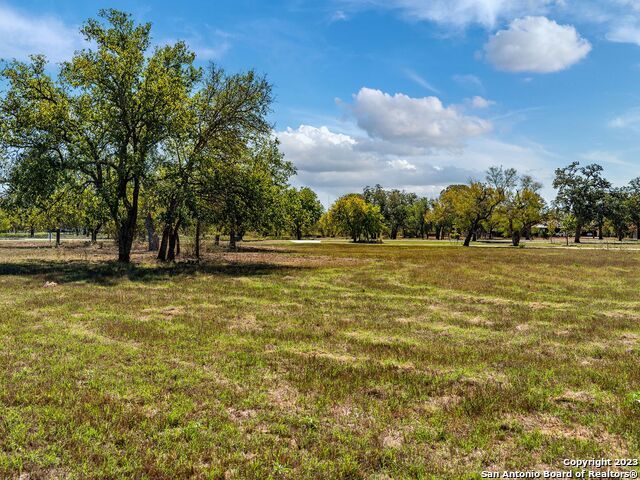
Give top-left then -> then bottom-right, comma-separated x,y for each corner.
363,185 -> 420,239
553,162 -> 611,241
494,174 -> 546,245
1,9 -> 199,261
444,180 -> 504,246
605,188 -> 630,241
326,194 -> 385,242
405,197 -> 431,238
283,187 -> 324,239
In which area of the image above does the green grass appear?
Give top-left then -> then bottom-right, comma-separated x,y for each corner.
1,240 -> 639,479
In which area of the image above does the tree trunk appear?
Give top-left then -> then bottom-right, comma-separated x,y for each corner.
167,221 -> 181,261
435,227 -> 441,240
463,230 -> 473,247
195,219 -> 202,259
55,228 -> 61,247
117,179 -> 141,263
296,225 -> 302,240
29,226 -> 35,238
618,230 -> 624,242
90,224 -> 101,243
167,232 -> 176,261
145,213 -> 159,251
214,234 -> 220,246
229,225 -> 237,250
390,226 -> 398,240
598,223 -> 603,240
158,226 -> 170,261
117,222 -> 135,262
574,221 -> 582,244
512,230 -> 521,247
167,232 -> 177,261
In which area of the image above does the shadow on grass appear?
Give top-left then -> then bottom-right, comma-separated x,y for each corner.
0,259 -> 305,286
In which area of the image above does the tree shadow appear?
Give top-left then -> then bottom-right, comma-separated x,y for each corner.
0,259 -> 306,286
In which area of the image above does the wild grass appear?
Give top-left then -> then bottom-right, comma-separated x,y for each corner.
0,240 -> 639,479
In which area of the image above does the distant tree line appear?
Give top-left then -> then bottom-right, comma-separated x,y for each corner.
320,163 -> 640,247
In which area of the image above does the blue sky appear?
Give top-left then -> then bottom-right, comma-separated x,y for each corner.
3,1 -> 640,203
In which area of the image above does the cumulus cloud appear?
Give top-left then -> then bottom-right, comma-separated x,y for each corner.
349,87 -> 492,148
484,16 -> 591,73
0,4 -> 83,62
276,125 -> 474,193
277,125 -> 370,173
276,124 -> 552,202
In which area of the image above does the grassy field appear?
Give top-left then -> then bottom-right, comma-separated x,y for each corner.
1,239 -> 639,479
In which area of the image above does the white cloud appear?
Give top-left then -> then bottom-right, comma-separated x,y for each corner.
469,96 -> 495,108
387,159 -> 417,170
349,87 -> 492,148
342,0 -> 559,28
484,16 -> 591,73
277,124 -> 552,201
606,20 -> 640,45
276,125 -> 475,195
277,125 -> 369,173
0,4 -> 83,62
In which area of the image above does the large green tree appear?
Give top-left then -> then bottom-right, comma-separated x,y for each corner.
553,162 -> 610,243
153,66 -> 275,260
1,9 -> 198,262
284,187 -> 324,240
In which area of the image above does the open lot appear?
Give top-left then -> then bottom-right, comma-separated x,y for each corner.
1,240 -> 639,479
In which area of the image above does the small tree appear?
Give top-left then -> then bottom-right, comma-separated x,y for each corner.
496,174 -> 545,246
328,194 -> 385,242
606,188 -> 630,241
405,197 -> 430,238
284,187 -> 324,240
445,171 -> 507,247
